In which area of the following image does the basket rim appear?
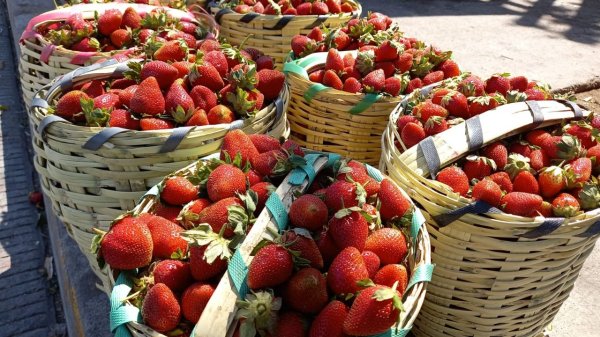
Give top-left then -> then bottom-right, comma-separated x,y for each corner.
208,0 -> 361,20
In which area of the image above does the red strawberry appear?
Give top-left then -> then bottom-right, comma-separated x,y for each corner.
141,214 -> 187,259
374,264 -> 408,295
365,228 -> 407,265
327,247 -> 369,295
98,9 -> 122,36
482,142 -> 508,169
202,50 -> 229,78
196,197 -> 243,238
538,166 -> 565,199
587,144 -> 600,171
472,179 -> 503,207
207,164 -> 247,202
463,156 -> 496,181
316,228 -> 339,266
375,61 -> 395,78
431,89 -> 469,118
485,74 -> 511,96
130,77 -> 165,116
343,53 -> 355,68
329,210 -> 369,251
436,166 -> 470,196
468,95 -> 502,116
502,192 -> 543,217
340,2 -> 354,12
289,194 -> 328,232
284,267 -> 328,314
375,41 -> 401,62
513,171 -> 540,195
153,260 -> 192,293
439,59 -> 460,78
190,85 -> 218,111
291,35 -> 317,58
552,193 -> 580,217
405,78 -> 423,93
528,149 -> 550,171
165,79 -> 194,119
400,122 -> 426,149
179,198 -> 212,228
93,93 -> 121,111
394,53 -> 413,73
413,100 -> 448,121
272,312 -> 308,337
423,70 -> 445,85
565,123 -> 596,149
197,39 -> 221,53
81,80 -> 105,97
509,76 -> 528,92
186,108 -> 209,126
536,201 -> 554,217
378,179 -> 411,221
509,141 -> 533,157
140,118 -> 174,130
309,70 -> 325,83
525,89 -> 546,101
362,251 -> 381,279
324,180 -> 362,212
189,245 -> 228,281
325,48 -> 345,73
457,75 -> 485,97
541,135 -> 583,160
256,55 -> 274,70
307,26 -> 323,41
566,157 -> 592,186
312,1 -> 329,14
296,2 -> 312,14
309,300 -> 349,337
121,7 -> 141,29
362,69 -> 385,92
220,129 -> 259,166
331,30 -> 351,50
489,171 -> 513,193
154,40 -> 188,62
343,285 -> 403,336
109,109 -> 139,129
162,176 -> 198,206
283,229 -> 324,270
343,77 -> 362,93
525,129 -> 552,147
208,105 -> 235,124
55,90 -> 89,122
250,181 -> 275,214
117,84 -> 137,107
110,29 -> 132,48
100,216 -> 153,270
396,115 -> 420,132
252,149 -> 287,177
257,69 -> 285,101
323,70 -> 343,90
181,282 -> 215,322
140,61 -> 179,90
142,283 -> 181,333
189,63 -> 224,91
248,134 -> 280,154
248,243 -> 294,289
384,76 -> 402,96
246,169 -> 263,186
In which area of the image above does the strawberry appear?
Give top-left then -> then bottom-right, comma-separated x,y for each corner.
374,264 -> 408,295
341,2 -> 354,12
196,197 -> 242,238
335,160 -> 379,196
309,300 -> 349,337
365,228 -> 407,265
121,7 -> 142,29
413,100 -> 448,121
343,77 -> 362,93
439,59 -> 460,78
93,93 -> 121,111
565,123 -> 596,149
189,245 -> 228,281
190,85 -> 218,112
509,76 -> 528,92
343,284 -> 403,335
181,282 -> 215,322
110,29 -> 132,48
587,144 -> 600,171
208,105 -> 235,124
482,142 -> 508,169
501,192 -> 543,217
489,171 -> 513,193
291,35 -> 317,58
400,122 -> 426,149
198,39 -> 221,53
142,283 -> 181,332
331,30 -> 351,50
405,78 -> 423,93
566,157 -> 592,186
248,134 -> 280,154
375,41 -> 401,62
109,109 -> 139,129
384,77 -> 402,96
154,40 -> 188,62
536,201 -> 554,217
504,153 -> 532,179
252,149 -> 287,177
248,243 -> 294,289
529,149 -> 549,171
432,89 -> 469,118
436,166 -> 470,196
100,216 -> 153,270
343,53 -> 355,68
140,118 -> 174,130
246,169 -> 263,186
117,85 -> 137,107
179,198 -> 212,228
324,180 -> 363,212
272,312 -> 307,337
142,214 -> 188,259
162,176 -> 198,206
525,129 -> 552,147
512,170 -> 540,195
509,141 -> 533,157
189,63 -> 224,91
393,53 -> 412,73
220,129 -> 259,167
153,260 -> 192,293
250,181 -> 275,214
81,80 -> 105,98
329,209 -> 369,251
396,115 -> 420,132
312,1 -> 329,14
282,229 -> 324,270
471,179 -> 503,207
296,2 -> 312,14
322,70 -> 343,90
72,37 -> 100,52
526,88 -> 547,100
485,74 -> 511,96
165,79 -> 194,119
309,70 -> 325,83
325,48 -> 345,73
538,166 -> 566,199
375,61 -> 395,78
541,135 -> 583,160
98,9 -> 122,36
257,69 -> 285,101
234,4 -> 252,13
203,50 -> 229,78
289,194 -> 328,232
552,193 -> 580,217
186,108 -> 209,126
284,267 -> 328,314
457,75 -> 486,97
362,69 -> 385,93
362,251 -> 381,279
130,77 -> 165,116
282,139 -> 305,156
327,247 -> 369,295
378,179 -> 412,222
463,156 -> 496,181
423,70 -> 445,85
207,164 -> 247,202
54,90 -> 88,122
468,94 -> 502,116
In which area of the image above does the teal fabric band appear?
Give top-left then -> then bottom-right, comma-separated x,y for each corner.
297,53 -> 327,68
289,153 -> 322,186
365,164 -> 384,182
227,250 -> 249,299
349,93 -> 381,114
282,62 -> 308,79
411,210 -> 425,248
404,263 -> 435,298
304,83 -> 329,102
371,327 -> 413,337
266,193 -> 289,232
109,273 -> 140,337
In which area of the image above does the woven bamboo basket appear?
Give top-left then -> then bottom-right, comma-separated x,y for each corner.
18,2 -> 218,108
106,152 -> 432,337
209,0 -> 361,70
284,51 -> 404,166
380,98 -> 600,337
30,60 -> 290,290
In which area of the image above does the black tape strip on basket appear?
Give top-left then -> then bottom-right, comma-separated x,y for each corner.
306,16 -> 328,29
82,127 -> 129,150
240,12 -> 259,23
37,115 -> 70,136
519,218 -> 564,239
465,116 -> 484,151
274,96 -> 284,120
215,8 -> 233,24
525,100 -> 545,126
32,97 -> 49,109
433,200 -> 503,227
577,220 -> 600,237
558,99 -> 584,119
269,15 -> 294,30
159,126 -> 194,153
417,137 -> 441,179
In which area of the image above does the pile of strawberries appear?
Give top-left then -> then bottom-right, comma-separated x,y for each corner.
49,41 -> 285,130
435,115 -> 600,218
234,160 -> 415,336
221,0 -> 357,15
396,73 -> 561,149
64,0 -> 185,8
95,130 -> 306,335
37,7 -> 207,53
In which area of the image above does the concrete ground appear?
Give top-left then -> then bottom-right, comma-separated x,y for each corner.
1,1 -> 599,337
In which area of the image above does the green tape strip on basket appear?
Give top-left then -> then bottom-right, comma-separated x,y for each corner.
365,164 -> 384,182
289,153 -> 341,186
404,263 -> 434,298
349,93 -> 381,115
282,62 -> 308,79
227,250 -> 249,299
110,273 -> 141,337
304,83 -> 330,102
411,210 -> 425,248
370,327 -> 413,337
266,192 -> 289,232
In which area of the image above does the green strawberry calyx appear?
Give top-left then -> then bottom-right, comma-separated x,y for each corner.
237,290 -> 282,337
181,224 -> 233,263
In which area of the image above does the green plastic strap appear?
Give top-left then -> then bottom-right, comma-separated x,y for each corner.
365,164 -> 384,182
289,153 -> 320,186
404,263 -> 435,298
266,192 -> 289,232
109,273 -> 140,337
227,250 -> 249,299
304,83 -> 329,102
370,327 -> 412,337
282,62 -> 308,79
411,210 -> 425,248
297,53 -> 327,68
349,93 -> 381,114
